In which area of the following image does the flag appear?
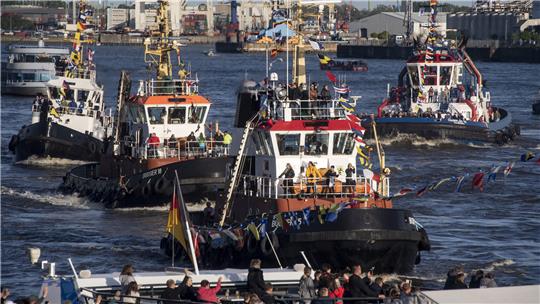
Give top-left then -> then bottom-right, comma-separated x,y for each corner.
431,177 -> 453,190
309,40 -> 324,50
339,99 -> 355,112
49,107 -> 60,118
166,179 -> 197,264
270,48 -> 278,58
317,206 -> 327,224
393,188 -> 413,198
247,223 -> 260,241
346,113 -> 361,123
455,175 -> 466,192
259,218 -> 268,239
302,207 -> 311,225
76,21 -> 86,31
325,70 -> 337,83
472,172 -> 485,191
318,53 -> 332,65
520,151 -> 535,162
503,161 -> 514,177
357,147 -> 372,169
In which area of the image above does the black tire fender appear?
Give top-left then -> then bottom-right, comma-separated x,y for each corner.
260,232 -> 279,256
246,232 -> 258,255
8,135 -> 19,152
154,175 -> 169,194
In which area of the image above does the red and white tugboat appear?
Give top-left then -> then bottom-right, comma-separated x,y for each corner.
367,0 -> 518,144
61,0 -> 234,208
163,2 -> 430,274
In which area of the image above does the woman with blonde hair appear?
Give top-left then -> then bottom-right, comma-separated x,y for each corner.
247,259 -> 266,298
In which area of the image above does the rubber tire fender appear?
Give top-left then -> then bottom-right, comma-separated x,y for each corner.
260,232 -> 280,256
142,182 -> 153,197
246,232 -> 259,255
154,175 -> 169,194
8,135 -> 19,152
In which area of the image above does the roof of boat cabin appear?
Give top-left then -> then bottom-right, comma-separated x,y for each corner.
407,53 -> 458,63
142,95 -> 211,106
264,119 -> 355,132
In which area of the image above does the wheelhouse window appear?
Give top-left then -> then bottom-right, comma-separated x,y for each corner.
304,133 -> 329,155
147,107 -> 166,124
168,107 -> 186,124
23,73 -> 36,82
423,66 -> 438,86
188,106 -> 206,124
126,104 -> 146,123
253,131 -> 274,155
440,66 -> 452,86
333,133 -> 355,155
408,66 -> 419,86
277,134 -> 300,155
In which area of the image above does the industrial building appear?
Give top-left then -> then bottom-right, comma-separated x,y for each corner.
349,12 -> 447,39
106,8 -> 135,31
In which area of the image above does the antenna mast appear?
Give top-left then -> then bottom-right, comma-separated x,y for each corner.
403,0 -> 413,44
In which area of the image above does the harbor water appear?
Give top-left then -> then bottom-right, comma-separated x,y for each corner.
1,44 -> 540,297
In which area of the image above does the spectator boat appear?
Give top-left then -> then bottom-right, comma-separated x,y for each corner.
161,1 -> 430,274
366,1 -> 518,144
319,57 -> 368,72
1,39 -> 69,96
59,0 -> 233,208
8,2 -> 113,162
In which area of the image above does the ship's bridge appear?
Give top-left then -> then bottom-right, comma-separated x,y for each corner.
406,60 -> 463,92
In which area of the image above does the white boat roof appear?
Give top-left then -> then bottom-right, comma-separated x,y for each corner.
76,267 -> 304,290
422,285 -> 540,304
8,45 -> 69,55
47,76 -> 101,91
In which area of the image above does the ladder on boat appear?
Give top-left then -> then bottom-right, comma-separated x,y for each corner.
219,114 -> 259,227
113,71 -> 131,145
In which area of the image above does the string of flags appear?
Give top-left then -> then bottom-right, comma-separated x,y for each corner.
391,151 -> 539,199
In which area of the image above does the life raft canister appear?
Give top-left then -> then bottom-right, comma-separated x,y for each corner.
260,232 -> 280,256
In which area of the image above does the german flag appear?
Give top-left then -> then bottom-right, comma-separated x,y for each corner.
76,21 -> 86,31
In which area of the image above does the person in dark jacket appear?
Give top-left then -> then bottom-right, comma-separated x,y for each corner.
260,283 -> 275,304
317,264 -> 334,290
369,277 -> 384,295
468,270 -> 484,288
344,265 -> 383,304
443,266 -> 464,290
178,276 -> 198,301
278,163 -> 295,195
247,259 -> 266,298
160,279 -> 181,304
453,273 -> 468,289
311,288 -> 334,304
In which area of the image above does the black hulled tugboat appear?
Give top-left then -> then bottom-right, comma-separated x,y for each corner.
366,0 -> 518,144
60,0 -> 233,208
9,0 -> 113,162
162,1 -> 430,274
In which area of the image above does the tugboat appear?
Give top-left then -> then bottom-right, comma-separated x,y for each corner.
1,39 -> 69,96
60,0 -> 234,208
162,1 -> 430,274
8,1 -> 113,162
367,0 -> 518,144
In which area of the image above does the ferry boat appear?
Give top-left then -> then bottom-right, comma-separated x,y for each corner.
367,0 -> 518,144
1,39 -> 69,96
318,54 -> 368,72
161,1 -> 430,274
60,0 -> 234,208
8,1 -> 113,162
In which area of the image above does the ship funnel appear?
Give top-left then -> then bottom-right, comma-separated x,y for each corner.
28,247 -> 41,264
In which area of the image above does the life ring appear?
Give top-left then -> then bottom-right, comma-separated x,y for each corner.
246,232 -> 258,255
8,135 -> 19,152
260,232 -> 279,256
88,141 -> 97,154
154,176 -> 169,194
142,183 -> 152,197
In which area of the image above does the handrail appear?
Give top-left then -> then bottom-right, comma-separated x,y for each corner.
276,99 -> 352,121
126,140 -> 231,160
145,78 -> 199,96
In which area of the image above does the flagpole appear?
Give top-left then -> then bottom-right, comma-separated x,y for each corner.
171,184 -> 175,268
265,232 -> 283,269
175,171 -> 199,275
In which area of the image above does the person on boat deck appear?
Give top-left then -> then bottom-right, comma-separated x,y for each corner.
344,265 -> 383,304
223,131 -> 232,146
317,264 -> 335,290
369,277 -> 384,295
198,133 -> 206,151
203,202 -> 215,225
306,162 -> 322,194
323,166 -> 338,196
215,130 -> 224,146
247,259 -> 267,298
161,279 -> 181,304
123,281 -> 140,304
119,264 -> 136,294
187,131 -> 197,148
288,82 -> 300,100
443,266 -> 464,290
197,277 -> 222,303
178,276 -> 198,301
147,133 -> 160,156
428,87 -> 434,103
279,163 -> 295,196
344,163 -> 356,194
168,134 -> 177,150
468,270 -> 484,288
458,85 -> 466,102
311,287 -> 333,304
320,85 -> 331,101
309,83 -> 319,100
329,276 -> 347,304
261,283 -> 276,304
299,266 -> 316,304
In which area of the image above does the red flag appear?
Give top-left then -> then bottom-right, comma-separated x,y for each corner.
271,49 -> 278,58
472,172 -> 485,191
325,71 -> 337,83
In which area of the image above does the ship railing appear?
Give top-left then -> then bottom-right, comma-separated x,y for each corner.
141,140 -> 230,159
32,103 -> 109,120
237,174 -> 379,199
79,287 -> 388,304
275,98 -> 355,121
145,78 -> 199,96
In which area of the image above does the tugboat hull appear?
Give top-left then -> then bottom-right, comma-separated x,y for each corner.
9,121 -> 103,163
365,108 -> 519,144
164,208 -> 430,274
61,156 -> 234,208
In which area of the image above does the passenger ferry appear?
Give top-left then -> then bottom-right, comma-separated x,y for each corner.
161,1 -> 430,274
8,1 -> 113,163
367,0 -> 518,144
1,39 -> 69,96
60,0 -> 234,208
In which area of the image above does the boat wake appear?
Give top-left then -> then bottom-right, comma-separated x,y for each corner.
16,155 -> 90,167
482,259 -> 515,272
0,186 -> 95,209
367,133 -> 491,149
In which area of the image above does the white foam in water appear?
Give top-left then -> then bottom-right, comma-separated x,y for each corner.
483,259 -> 515,272
1,186 -> 94,209
16,155 -> 90,167
366,133 -> 490,148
